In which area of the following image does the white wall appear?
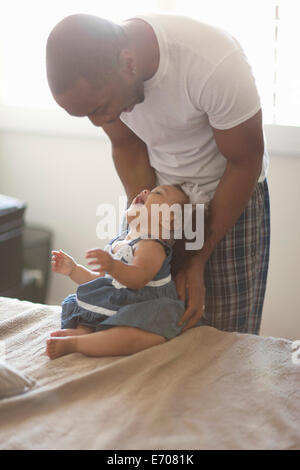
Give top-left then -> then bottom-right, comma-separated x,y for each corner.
0,129 -> 300,340
0,131 -> 125,305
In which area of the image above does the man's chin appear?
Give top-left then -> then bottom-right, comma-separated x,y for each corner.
123,97 -> 144,112
123,104 -> 135,112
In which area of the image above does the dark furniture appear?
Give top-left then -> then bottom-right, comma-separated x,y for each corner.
22,226 -> 52,304
0,194 -> 26,299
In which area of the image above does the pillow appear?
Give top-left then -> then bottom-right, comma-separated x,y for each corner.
0,361 -> 36,399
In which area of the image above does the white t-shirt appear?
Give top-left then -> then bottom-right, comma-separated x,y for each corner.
120,13 -> 269,199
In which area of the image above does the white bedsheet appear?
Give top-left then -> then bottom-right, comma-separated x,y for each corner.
0,296 -> 299,450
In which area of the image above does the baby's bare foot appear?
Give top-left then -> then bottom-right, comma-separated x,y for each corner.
50,326 -> 92,337
50,329 -> 72,337
46,337 -> 77,360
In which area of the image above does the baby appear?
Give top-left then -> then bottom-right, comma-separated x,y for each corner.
46,184 -> 190,360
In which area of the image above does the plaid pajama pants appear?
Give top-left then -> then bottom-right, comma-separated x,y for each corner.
199,178 -> 270,334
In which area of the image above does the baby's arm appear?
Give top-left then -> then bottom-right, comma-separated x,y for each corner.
70,264 -> 102,284
86,240 -> 166,289
51,250 -> 102,284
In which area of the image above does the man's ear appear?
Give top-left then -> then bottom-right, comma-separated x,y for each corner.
119,49 -> 136,77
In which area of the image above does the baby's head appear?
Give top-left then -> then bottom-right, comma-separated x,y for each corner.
134,184 -> 189,210
126,184 -> 189,241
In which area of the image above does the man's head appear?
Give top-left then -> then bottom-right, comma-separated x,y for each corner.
46,14 -> 145,126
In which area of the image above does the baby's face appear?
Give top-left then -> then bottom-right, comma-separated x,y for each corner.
133,185 -> 188,210
126,185 -> 189,232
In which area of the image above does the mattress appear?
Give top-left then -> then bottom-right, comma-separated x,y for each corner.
0,296 -> 299,450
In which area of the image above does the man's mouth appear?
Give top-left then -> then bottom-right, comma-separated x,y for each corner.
123,103 -> 135,112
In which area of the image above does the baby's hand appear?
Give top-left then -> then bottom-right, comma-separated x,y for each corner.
85,248 -> 114,274
51,249 -> 77,277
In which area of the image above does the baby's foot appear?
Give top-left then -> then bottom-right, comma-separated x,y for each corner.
50,327 -> 92,337
46,337 -> 77,360
50,329 -> 72,337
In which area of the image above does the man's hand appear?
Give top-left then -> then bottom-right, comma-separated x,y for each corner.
85,249 -> 114,274
51,249 -> 77,277
175,256 -> 206,332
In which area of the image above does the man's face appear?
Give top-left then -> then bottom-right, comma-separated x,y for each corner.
53,73 -> 145,126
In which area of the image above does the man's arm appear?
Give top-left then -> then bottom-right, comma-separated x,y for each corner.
102,119 -> 156,203
198,108 -> 264,263
176,109 -> 264,330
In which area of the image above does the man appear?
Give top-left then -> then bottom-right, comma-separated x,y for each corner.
46,13 -> 270,335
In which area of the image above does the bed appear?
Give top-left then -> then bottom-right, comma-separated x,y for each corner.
0,296 -> 299,450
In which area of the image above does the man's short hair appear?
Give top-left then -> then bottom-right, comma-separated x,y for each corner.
46,14 -> 124,95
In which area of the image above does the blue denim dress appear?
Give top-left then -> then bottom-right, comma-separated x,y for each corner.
61,235 -> 186,340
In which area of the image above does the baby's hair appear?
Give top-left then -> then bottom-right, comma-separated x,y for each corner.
170,184 -> 211,277
172,184 -> 190,202
163,184 -> 190,245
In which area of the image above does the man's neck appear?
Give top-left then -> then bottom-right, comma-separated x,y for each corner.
121,18 -> 160,82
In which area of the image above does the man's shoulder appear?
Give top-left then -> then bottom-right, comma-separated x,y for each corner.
135,13 -> 241,64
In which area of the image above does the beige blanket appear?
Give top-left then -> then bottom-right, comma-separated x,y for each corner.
0,296 -> 299,450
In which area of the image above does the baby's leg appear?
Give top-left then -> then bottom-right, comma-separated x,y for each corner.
46,326 -> 166,359
50,325 -> 94,337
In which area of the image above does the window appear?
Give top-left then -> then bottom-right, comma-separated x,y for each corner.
175,0 -> 300,127
273,1 -> 300,126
